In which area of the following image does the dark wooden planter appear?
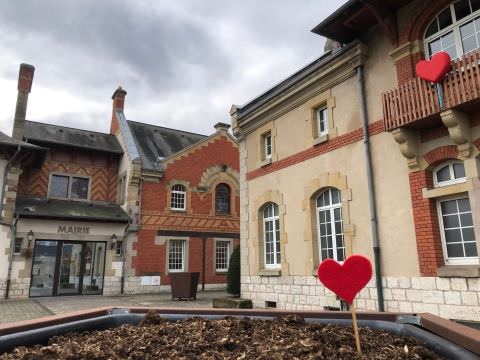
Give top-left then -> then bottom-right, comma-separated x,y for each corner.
170,272 -> 200,300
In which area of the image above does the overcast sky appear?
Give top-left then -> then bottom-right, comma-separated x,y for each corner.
0,1 -> 347,136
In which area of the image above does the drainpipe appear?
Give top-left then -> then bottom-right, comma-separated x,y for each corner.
5,213 -> 20,299
120,220 -> 131,295
357,64 -> 385,312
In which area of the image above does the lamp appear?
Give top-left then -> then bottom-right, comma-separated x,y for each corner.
27,230 -> 34,248
110,234 -> 117,250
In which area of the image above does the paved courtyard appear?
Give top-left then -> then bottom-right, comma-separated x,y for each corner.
0,290 -> 227,324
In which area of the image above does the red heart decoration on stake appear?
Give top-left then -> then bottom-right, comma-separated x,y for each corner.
317,255 -> 372,304
415,51 -> 451,83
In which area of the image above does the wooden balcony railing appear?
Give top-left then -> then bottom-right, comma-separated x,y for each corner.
382,48 -> 480,131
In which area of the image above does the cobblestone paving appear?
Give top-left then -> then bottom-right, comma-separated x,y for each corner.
0,299 -> 53,324
0,290 -> 227,324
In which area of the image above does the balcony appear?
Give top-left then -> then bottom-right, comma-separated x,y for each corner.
383,48 -> 480,131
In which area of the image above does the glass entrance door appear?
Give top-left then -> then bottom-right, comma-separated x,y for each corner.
82,242 -> 106,295
57,243 -> 83,295
30,241 -> 59,297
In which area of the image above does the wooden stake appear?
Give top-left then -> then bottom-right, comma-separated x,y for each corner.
351,303 -> 362,354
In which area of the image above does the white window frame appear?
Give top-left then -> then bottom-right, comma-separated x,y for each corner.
170,184 -> 186,211
316,107 -> 329,137
433,160 -> 466,187
115,240 -> 123,256
437,194 -> 479,265
263,203 -> 281,269
424,1 -> 480,58
263,133 -> 272,159
167,239 -> 187,273
316,188 -> 345,262
214,239 -> 232,272
117,172 -> 127,204
48,173 -> 91,201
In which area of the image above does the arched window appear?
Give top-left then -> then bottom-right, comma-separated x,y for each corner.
433,160 -> 466,187
262,202 -> 281,268
425,1 -> 480,59
316,188 -> 345,262
215,184 -> 230,214
170,184 -> 186,210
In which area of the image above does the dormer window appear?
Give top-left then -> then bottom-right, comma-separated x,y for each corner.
425,1 -> 480,59
433,161 -> 466,187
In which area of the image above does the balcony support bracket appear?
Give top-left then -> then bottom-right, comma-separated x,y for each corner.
440,109 -> 472,158
391,128 -> 420,170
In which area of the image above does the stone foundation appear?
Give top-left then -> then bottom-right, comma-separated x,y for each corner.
241,275 -> 480,321
0,277 -> 31,298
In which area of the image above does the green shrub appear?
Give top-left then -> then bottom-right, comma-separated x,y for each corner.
227,245 -> 240,296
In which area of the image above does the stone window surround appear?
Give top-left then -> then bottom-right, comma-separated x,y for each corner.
252,190 -> 289,276
256,123 -> 277,168
166,180 -> 190,213
421,152 -> 480,277
302,172 -> 354,275
165,237 -> 189,273
305,90 -> 337,147
196,165 -> 240,217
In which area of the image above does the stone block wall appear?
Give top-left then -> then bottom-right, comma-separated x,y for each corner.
241,275 -> 480,321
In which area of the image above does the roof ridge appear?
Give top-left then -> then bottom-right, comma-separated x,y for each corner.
25,120 -> 114,137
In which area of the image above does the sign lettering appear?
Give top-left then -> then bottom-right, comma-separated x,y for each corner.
57,225 -> 91,234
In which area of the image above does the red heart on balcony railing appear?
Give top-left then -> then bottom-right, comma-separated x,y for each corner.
317,255 -> 372,304
415,51 -> 452,83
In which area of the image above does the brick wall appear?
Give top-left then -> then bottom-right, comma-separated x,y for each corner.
395,52 -> 423,84
18,147 -> 119,202
133,134 -> 240,282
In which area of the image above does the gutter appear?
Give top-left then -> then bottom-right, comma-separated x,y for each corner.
357,64 -> 385,312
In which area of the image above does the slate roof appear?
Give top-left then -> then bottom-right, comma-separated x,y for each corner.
24,120 -> 123,154
0,131 -> 44,150
15,195 -> 129,223
127,120 -> 207,172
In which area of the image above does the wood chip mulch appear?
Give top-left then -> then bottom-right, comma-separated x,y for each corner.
0,311 -> 445,359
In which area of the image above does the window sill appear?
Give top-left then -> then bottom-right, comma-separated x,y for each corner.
258,158 -> 272,168
259,269 -> 281,277
215,271 -> 228,275
313,134 -> 328,146
437,265 -> 480,278
170,208 -> 186,213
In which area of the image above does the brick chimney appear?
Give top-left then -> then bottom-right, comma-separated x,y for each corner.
12,64 -> 35,140
110,86 -> 127,134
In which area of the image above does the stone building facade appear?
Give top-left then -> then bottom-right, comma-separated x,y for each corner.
232,0 -> 480,322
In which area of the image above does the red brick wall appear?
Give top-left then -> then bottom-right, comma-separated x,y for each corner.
133,134 -> 240,283
18,146 -> 119,202
395,52 -> 424,84
409,170 -> 444,276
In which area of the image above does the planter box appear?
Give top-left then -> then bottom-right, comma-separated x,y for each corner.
0,309 -> 477,358
169,272 -> 199,300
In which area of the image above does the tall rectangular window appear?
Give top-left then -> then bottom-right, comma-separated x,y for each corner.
168,239 -> 186,272
13,238 -> 22,254
263,133 -> 272,159
215,240 -> 231,272
118,173 -> 127,204
115,240 -> 123,256
316,107 -> 329,137
263,203 -> 281,268
438,196 -> 478,264
49,174 -> 90,200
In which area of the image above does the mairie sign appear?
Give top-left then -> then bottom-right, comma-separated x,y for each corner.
57,225 -> 91,234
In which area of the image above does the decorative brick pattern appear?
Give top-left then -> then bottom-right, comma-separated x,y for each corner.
18,158 -> 118,202
409,170 -> 443,276
141,213 -> 239,232
395,52 -> 423,84
247,121 -> 385,181
423,145 -> 459,166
